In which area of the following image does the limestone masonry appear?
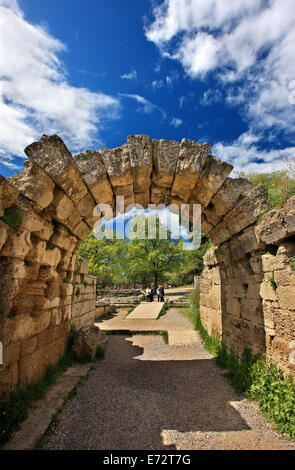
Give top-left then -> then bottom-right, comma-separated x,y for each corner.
0,134 -> 294,391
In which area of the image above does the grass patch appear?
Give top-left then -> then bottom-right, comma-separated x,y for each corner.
0,330 -> 105,447
161,331 -> 169,344
46,241 -> 55,250
1,204 -> 23,231
125,305 -> 137,317
247,360 -> 295,439
157,300 -> 169,319
269,275 -> 277,290
182,294 -> 295,440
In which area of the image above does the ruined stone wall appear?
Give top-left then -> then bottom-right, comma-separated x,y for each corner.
72,260 -> 96,329
0,175 -> 96,392
0,133 -> 286,391
200,196 -> 295,376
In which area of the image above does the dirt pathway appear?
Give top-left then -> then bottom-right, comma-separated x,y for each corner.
43,313 -> 295,450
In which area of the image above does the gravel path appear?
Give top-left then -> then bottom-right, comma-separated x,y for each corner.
44,332 -> 295,450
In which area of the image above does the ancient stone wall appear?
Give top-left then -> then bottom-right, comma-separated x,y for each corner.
0,133 -> 292,391
0,170 -> 96,392
200,196 -> 295,376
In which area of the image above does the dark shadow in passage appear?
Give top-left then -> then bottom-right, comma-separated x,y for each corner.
44,335 -> 252,451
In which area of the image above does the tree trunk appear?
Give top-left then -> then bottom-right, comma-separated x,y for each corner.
154,271 -> 159,289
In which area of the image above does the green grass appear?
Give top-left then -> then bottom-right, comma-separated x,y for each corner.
269,275 -> 277,290
161,331 -> 169,344
156,300 -> 169,319
46,241 -> 55,250
1,204 -> 23,231
0,335 -> 105,447
125,305 -> 137,317
182,292 -> 295,440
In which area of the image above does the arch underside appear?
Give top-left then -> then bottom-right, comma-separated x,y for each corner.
0,134 -> 294,390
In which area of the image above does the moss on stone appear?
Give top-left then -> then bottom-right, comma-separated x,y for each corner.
1,204 -> 23,231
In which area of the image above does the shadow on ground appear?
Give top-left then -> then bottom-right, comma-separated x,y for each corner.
44,335 -> 250,450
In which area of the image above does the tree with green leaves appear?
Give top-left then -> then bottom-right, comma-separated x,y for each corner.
77,230 -> 128,287
124,215 -> 184,287
238,170 -> 295,208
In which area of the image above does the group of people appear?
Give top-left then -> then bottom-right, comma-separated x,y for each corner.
145,285 -> 165,302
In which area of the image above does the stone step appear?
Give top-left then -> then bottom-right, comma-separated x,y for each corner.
127,301 -> 164,319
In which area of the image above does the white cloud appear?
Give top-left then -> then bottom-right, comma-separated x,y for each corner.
170,117 -> 182,128
145,0 -> 295,152
166,75 -> 172,87
213,132 -> 295,174
119,93 -> 167,119
120,69 -> 137,80
152,79 -> 164,89
0,0 -> 120,157
200,88 -> 222,106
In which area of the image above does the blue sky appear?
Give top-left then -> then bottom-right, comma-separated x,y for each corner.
1,0 -> 295,178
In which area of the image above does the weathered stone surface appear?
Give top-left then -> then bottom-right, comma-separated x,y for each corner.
0,220 -> 8,250
205,178 -> 254,225
9,161 -> 55,209
101,144 -> 133,190
0,229 -> 32,258
127,135 -> 153,200
0,176 -> 19,217
152,139 -> 180,188
72,219 -> 91,241
25,135 -> 88,208
190,154 -> 233,208
230,226 -> 265,260
20,202 -> 53,241
73,325 -> 100,359
73,150 -> 114,206
150,139 -> 180,205
210,184 -> 268,245
49,224 -> 77,252
48,188 -> 82,231
257,195 -> 295,244
171,139 -> 211,202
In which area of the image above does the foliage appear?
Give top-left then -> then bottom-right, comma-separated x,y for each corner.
182,297 -> 295,439
78,216 -> 194,288
269,275 -> 277,290
290,257 -> 295,272
165,233 -> 211,286
1,204 -> 23,231
124,216 -> 184,287
161,331 -> 169,344
46,241 -> 55,250
238,170 -> 295,209
248,360 -> 295,439
77,230 -> 128,288
157,300 -> 169,319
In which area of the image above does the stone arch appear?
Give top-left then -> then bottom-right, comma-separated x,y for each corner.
0,134 -> 294,391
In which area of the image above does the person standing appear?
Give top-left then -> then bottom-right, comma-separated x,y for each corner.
157,286 -> 161,302
145,286 -> 151,302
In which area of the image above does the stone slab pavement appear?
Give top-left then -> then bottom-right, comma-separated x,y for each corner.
127,301 -> 163,319
2,363 -> 92,451
42,333 -> 295,450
